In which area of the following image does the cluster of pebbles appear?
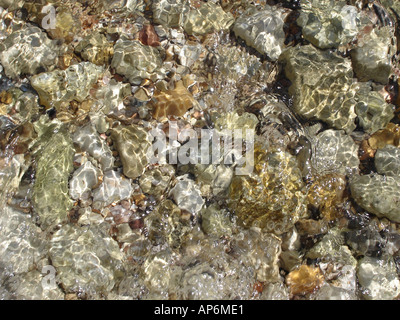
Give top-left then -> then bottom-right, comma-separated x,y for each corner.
1,0 -> 400,300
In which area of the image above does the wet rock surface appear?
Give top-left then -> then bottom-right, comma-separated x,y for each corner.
350,174 -> 400,223
280,45 -> 359,133
0,24 -> 60,79
233,5 -> 287,61
1,0 -> 400,301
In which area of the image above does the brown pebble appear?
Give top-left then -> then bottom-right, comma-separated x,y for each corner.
138,24 -> 160,47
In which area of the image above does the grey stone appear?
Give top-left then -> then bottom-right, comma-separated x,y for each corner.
375,145 -> 400,176
69,161 -> 101,200
170,175 -> 204,214
0,24 -> 59,79
50,224 -> 124,298
350,174 -> 400,223
357,255 -> 400,300
312,129 -> 359,176
233,6 -> 288,61
92,170 -> 133,206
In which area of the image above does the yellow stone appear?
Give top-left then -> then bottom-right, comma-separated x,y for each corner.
307,174 -> 346,221
286,265 -> 324,296
151,81 -> 197,120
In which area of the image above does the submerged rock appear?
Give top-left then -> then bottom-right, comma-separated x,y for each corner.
375,145 -> 400,176
357,255 -> 400,300
350,174 -> 400,223
111,38 -> 163,85
92,170 -> 133,206
32,129 -> 74,229
214,111 -> 258,136
0,0 -> 24,10
345,224 -> 386,257
228,149 -> 307,234
355,86 -> 394,134
170,175 -> 204,215
260,282 -> 290,300
0,206 -> 47,284
0,89 -> 40,131
72,123 -> 114,171
306,227 -> 357,267
1,269 -> 64,300
30,62 -> 103,109
46,7 -> 81,43
286,265 -> 324,296
368,123 -> 400,149
233,6 -> 288,61
351,26 -> 395,84
0,154 -> 26,204
151,80 -> 198,120
111,124 -> 151,180
307,174 -> 346,221
145,199 -> 192,248
298,1 -> 365,49
182,1 -> 234,36
75,31 -> 114,66
152,0 -> 233,35
232,228 -> 282,283
311,129 -> 359,176
152,0 -> 189,28
314,284 -> 358,300
139,165 -> 175,200
201,203 -> 233,238
94,79 -> 131,116
214,44 -> 262,82
69,161 -> 102,201
142,249 -> 181,297
0,24 -> 60,79
280,45 -> 359,133
49,224 -> 124,298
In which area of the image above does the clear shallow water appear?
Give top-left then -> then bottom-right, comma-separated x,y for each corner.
0,0 -> 400,300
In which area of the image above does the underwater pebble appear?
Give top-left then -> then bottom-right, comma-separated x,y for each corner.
351,26 -> 395,84
75,31 -> 113,66
298,1 -> 365,49
111,124 -> 151,180
314,284 -> 358,300
151,80 -> 198,120
92,170 -> 133,206
73,123 -> 114,171
357,255 -> 400,300
375,145 -> 400,176
182,1 -> 234,36
0,24 -> 60,79
31,62 -> 103,110
0,206 -> 47,283
32,129 -> 74,229
286,265 -> 324,296
355,85 -> 394,134
233,5 -> 287,61
229,149 -> 307,234
311,129 -> 359,176
170,175 -> 205,215
201,203 -> 233,237
350,174 -> 400,223
280,45 -> 358,133
50,224 -> 124,298
111,38 -> 163,85
69,161 -> 102,201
